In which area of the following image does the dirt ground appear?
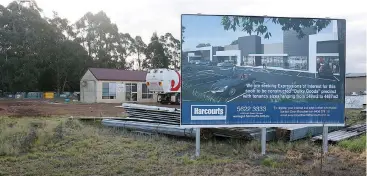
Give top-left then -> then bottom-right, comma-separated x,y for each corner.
0,99 -> 180,117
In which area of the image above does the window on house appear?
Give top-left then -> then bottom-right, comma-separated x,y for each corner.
125,83 -> 138,101
102,82 -> 117,99
142,83 -> 154,99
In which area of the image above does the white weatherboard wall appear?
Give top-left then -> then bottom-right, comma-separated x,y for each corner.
96,81 -> 124,103
80,70 -> 97,103
80,70 -> 157,104
214,50 -> 241,66
308,20 -> 338,74
96,81 -> 157,103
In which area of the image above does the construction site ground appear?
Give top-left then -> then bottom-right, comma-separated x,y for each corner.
0,117 -> 365,176
0,100 -> 365,175
0,99 -> 180,117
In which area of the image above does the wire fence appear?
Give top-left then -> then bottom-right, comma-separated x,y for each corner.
0,91 -> 80,100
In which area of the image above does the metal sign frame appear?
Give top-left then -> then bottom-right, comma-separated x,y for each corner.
180,14 -> 346,128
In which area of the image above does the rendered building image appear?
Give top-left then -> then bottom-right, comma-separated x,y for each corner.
183,20 -> 340,75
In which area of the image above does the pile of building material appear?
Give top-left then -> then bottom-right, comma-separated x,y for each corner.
104,103 -> 207,138
276,126 -> 342,142
105,104 -> 367,142
311,124 -> 366,143
103,103 -> 277,140
122,103 -> 180,125
211,127 -> 276,141
102,119 -> 198,138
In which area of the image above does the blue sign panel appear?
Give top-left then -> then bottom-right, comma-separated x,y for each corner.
180,14 -> 346,127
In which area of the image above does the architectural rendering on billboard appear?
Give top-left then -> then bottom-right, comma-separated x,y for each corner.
180,14 -> 346,127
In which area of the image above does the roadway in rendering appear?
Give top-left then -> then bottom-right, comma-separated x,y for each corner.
182,64 -> 342,103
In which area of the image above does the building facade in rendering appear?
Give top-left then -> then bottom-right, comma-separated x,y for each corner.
184,20 -> 340,76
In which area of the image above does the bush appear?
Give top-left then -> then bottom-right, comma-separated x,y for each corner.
0,118 -> 84,156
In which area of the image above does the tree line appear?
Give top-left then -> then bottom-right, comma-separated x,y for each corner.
0,1 -> 180,93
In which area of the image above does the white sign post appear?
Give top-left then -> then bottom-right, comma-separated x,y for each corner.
322,126 -> 329,153
261,127 -> 267,155
195,128 -> 200,157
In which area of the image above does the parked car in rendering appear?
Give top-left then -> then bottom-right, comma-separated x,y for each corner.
182,64 -> 193,72
189,60 -> 199,64
195,60 -> 210,65
210,73 -> 256,97
217,61 -> 234,67
209,61 -> 218,66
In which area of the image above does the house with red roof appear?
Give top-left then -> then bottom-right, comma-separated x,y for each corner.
80,68 -> 156,103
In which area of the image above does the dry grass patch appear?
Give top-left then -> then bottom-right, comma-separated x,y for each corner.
0,117 -> 365,176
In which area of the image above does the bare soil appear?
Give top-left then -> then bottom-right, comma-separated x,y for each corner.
0,99 -> 180,117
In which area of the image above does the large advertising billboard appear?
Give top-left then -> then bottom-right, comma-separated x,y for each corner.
180,14 -> 346,127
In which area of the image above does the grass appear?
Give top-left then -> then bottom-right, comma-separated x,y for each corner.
0,117 -> 365,176
261,156 -> 284,168
334,109 -> 366,154
338,134 -> 366,153
338,109 -> 366,153
345,109 -> 365,125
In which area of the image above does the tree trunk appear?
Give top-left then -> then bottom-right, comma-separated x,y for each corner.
56,61 -> 61,94
137,50 -> 141,70
87,41 -> 91,57
61,75 -> 68,93
56,73 -> 60,94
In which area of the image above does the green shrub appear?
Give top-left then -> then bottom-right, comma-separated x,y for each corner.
338,134 -> 366,153
261,157 -> 282,168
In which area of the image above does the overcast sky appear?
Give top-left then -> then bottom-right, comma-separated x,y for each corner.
1,0 -> 366,73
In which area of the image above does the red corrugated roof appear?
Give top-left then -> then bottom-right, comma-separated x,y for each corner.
88,68 -> 147,82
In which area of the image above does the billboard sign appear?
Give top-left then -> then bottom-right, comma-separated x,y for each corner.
180,14 -> 346,127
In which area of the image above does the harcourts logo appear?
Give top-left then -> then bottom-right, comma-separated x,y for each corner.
190,105 -> 227,120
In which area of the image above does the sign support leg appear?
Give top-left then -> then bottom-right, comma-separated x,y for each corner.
195,128 -> 200,157
322,126 -> 328,153
261,127 -> 266,155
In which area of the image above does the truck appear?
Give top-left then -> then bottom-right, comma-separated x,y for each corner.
145,68 -> 181,105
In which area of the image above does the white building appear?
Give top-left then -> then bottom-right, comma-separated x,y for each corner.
80,68 -> 156,103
